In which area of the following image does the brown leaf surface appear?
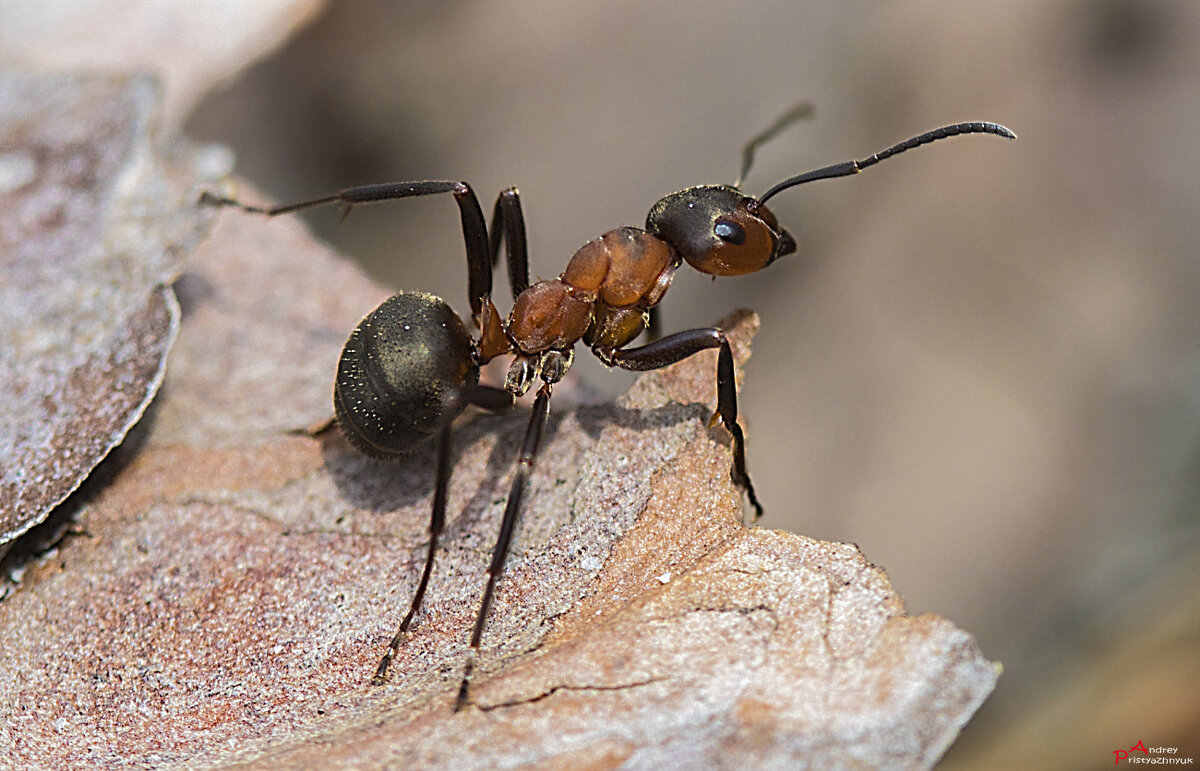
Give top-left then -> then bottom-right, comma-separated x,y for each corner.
0,72 -> 211,546
0,185 -> 997,769
0,0 -> 326,129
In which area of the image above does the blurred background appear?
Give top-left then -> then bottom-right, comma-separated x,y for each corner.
7,0 -> 1199,765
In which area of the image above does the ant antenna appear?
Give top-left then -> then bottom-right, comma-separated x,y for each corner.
756,121 -> 1017,206
734,103 -> 814,188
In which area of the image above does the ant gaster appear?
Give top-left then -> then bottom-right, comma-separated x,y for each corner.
201,106 -> 1015,711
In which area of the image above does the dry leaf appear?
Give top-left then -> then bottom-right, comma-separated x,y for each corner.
0,0 -> 326,128
0,72 -> 210,547
0,180 -> 997,769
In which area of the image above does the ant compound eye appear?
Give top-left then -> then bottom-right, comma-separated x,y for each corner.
714,219 -> 745,245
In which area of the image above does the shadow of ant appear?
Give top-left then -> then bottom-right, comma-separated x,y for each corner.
318,389 -> 713,539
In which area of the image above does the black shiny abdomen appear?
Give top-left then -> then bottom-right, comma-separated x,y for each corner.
334,291 -> 478,457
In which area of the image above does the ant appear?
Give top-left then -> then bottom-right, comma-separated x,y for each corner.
200,106 -> 1014,711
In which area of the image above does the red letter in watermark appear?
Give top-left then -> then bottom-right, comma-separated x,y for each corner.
1114,740 -> 1151,764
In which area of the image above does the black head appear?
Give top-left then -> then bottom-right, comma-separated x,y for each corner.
645,185 -> 796,277
646,117 -> 1017,280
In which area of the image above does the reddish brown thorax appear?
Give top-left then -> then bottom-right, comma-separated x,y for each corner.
505,226 -> 679,361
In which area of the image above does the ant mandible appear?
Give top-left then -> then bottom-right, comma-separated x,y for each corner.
200,105 -> 1015,711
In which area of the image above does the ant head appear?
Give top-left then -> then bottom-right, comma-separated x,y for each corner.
646,185 -> 795,277
647,113 -> 1017,279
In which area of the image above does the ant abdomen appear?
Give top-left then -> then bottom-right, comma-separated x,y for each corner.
334,291 -> 479,457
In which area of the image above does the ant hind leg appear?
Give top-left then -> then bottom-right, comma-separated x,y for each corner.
372,385 -> 513,685
201,180 -> 495,323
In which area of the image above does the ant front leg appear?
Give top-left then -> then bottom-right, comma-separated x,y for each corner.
608,328 -> 764,522
372,385 -> 514,686
200,181 -> 495,322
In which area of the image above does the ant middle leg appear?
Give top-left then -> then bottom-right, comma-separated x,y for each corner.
372,384 -> 514,686
607,328 -> 764,521
201,180 -> 495,323
645,306 -> 662,342
455,383 -> 552,711
488,187 -> 530,300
